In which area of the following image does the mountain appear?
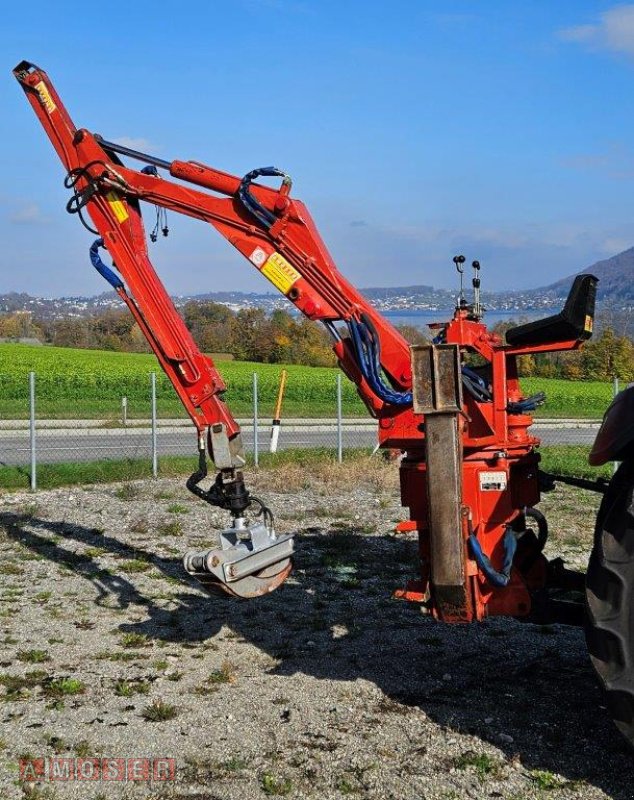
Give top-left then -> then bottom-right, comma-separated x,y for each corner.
540,247 -> 634,305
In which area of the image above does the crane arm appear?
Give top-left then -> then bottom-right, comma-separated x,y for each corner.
15,60 -> 601,623
13,61 -> 414,444
13,60 -> 421,599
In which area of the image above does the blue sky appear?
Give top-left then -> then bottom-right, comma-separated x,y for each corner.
2,1 -> 634,297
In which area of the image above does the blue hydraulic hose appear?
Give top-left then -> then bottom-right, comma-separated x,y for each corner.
347,317 -> 412,406
468,526 -> 517,588
507,392 -> 546,413
89,238 -> 124,290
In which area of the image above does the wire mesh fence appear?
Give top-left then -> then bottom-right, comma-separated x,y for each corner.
0,370 -> 376,489
0,370 -> 618,490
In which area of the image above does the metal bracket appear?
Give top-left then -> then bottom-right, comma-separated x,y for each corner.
411,344 -> 462,415
410,343 -> 469,622
209,423 -> 246,470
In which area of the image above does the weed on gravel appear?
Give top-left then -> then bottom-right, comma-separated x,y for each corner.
16,649 -> 50,664
0,670 -> 49,700
119,632 -> 151,649
42,677 -> 85,698
261,771 -> 293,796
142,699 -> 177,721
113,679 -> 151,697
115,483 -> 141,500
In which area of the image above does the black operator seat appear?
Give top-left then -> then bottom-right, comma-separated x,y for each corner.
505,274 -> 598,348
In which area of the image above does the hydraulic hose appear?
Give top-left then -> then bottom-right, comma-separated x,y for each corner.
468,523 -> 517,588
89,239 -> 124,290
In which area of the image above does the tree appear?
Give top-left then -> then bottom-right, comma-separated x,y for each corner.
0,311 -> 41,340
581,328 -> 634,381
183,301 -> 233,354
231,308 -> 274,362
395,324 -> 428,346
51,319 -> 94,349
516,354 -> 536,377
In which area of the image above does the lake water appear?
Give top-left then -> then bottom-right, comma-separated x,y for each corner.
382,309 -> 544,330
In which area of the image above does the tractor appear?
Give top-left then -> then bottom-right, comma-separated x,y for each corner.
13,60 -> 634,749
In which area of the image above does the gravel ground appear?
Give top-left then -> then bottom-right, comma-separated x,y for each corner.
0,458 -> 633,800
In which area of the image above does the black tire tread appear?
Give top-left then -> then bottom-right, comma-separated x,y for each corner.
585,459 -> 634,748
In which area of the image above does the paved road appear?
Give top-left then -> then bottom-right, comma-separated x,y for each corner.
0,422 -> 600,466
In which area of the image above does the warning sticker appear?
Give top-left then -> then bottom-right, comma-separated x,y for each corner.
34,81 -> 56,114
106,192 -> 129,223
584,314 -> 593,333
249,247 -> 267,267
261,252 -> 301,294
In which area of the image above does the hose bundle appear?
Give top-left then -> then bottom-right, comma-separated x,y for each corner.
346,313 -> 412,407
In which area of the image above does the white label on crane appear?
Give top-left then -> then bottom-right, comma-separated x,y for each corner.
250,247 -> 267,266
479,471 -> 507,491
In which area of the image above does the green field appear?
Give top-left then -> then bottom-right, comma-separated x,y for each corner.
0,343 -> 366,419
0,343 -> 615,420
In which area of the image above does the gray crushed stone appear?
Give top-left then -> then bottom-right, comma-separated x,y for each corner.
0,474 -> 632,800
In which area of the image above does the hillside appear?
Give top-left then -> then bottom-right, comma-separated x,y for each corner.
542,247 -> 634,305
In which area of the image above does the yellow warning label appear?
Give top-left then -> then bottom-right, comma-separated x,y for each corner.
584,314 -> 593,333
106,192 -> 129,223
261,252 -> 301,294
34,81 -> 56,114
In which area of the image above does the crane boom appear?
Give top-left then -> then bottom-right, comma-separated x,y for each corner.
14,60 -> 597,620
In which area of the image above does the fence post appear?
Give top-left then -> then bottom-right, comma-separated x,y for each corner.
253,372 -> 259,467
151,372 -> 158,478
29,371 -> 37,491
336,373 -> 343,464
613,376 -> 620,475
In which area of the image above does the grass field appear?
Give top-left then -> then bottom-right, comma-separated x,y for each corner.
0,343 -> 365,419
0,343 -> 615,420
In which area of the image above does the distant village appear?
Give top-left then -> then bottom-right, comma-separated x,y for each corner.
0,285 -> 567,322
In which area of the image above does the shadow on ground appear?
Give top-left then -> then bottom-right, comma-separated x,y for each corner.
2,510 -> 634,799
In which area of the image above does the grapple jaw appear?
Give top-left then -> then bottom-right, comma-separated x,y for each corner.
183,521 -> 294,598
183,445 -> 294,597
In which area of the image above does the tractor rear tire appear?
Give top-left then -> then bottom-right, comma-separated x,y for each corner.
585,459 -> 634,749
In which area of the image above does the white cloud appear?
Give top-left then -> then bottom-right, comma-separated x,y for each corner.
9,203 -> 50,225
559,5 -> 634,56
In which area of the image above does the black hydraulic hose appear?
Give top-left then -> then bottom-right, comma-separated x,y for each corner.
186,448 -> 209,502
525,507 -> 548,553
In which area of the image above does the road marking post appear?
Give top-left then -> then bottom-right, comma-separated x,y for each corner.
151,373 -> 158,478
269,369 -> 287,453
336,374 -> 343,464
253,372 -> 259,467
29,371 -> 36,491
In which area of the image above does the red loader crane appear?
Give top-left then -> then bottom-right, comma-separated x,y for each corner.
13,61 -> 634,749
